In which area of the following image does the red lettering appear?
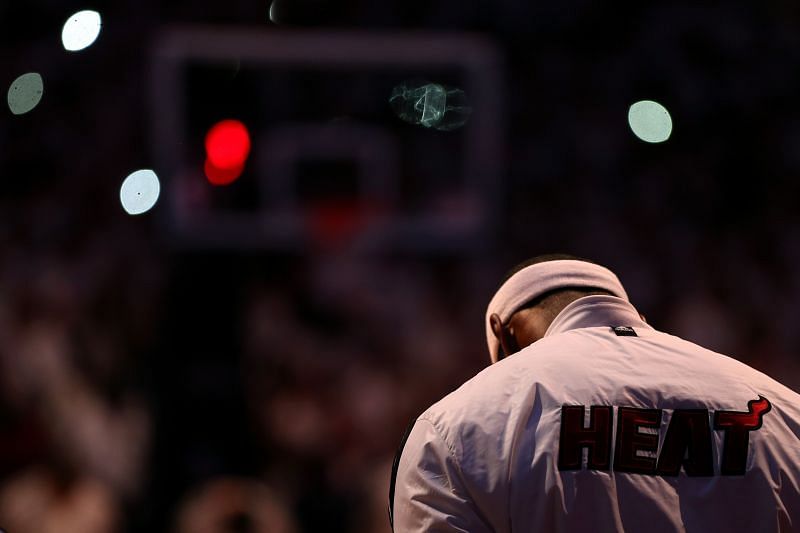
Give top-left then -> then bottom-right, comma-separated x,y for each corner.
557,405 -> 612,470
557,397 -> 771,476
714,396 -> 772,475
656,409 -> 713,476
614,407 -> 661,474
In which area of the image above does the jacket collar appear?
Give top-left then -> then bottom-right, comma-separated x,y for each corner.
544,295 -> 651,338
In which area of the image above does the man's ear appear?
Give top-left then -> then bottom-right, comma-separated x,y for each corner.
490,313 -> 519,361
490,313 -> 504,339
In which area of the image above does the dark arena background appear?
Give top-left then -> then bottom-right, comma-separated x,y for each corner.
2,1 -> 800,531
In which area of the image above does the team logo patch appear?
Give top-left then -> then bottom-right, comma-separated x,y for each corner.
557,396 -> 771,476
612,326 -> 638,337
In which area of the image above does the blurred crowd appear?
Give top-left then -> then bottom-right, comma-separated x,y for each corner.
2,203 -> 800,533
0,225 -> 489,532
4,0 -> 800,532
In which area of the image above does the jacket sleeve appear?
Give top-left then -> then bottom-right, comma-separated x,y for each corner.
391,416 -> 495,533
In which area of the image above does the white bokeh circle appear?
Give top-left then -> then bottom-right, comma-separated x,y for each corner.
628,100 -> 673,143
8,73 -> 44,115
62,10 -> 102,52
120,169 -> 160,215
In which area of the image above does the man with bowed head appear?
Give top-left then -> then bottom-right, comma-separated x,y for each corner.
390,254 -> 800,532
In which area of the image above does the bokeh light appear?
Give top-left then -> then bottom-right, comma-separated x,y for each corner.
204,119 -> 251,185
205,119 -> 251,169
628,100 -> 673,143
7,73 -> 43,115
120,169 -> 160,215
61,10 -> 102,52
204,159 -> 245,186
389,81 -> 471,131
268,1 -> 278,23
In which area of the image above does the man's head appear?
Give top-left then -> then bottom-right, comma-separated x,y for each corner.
485,254 -> 629,363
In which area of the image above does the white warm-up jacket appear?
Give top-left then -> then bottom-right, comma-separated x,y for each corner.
391,296 -> 800,532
